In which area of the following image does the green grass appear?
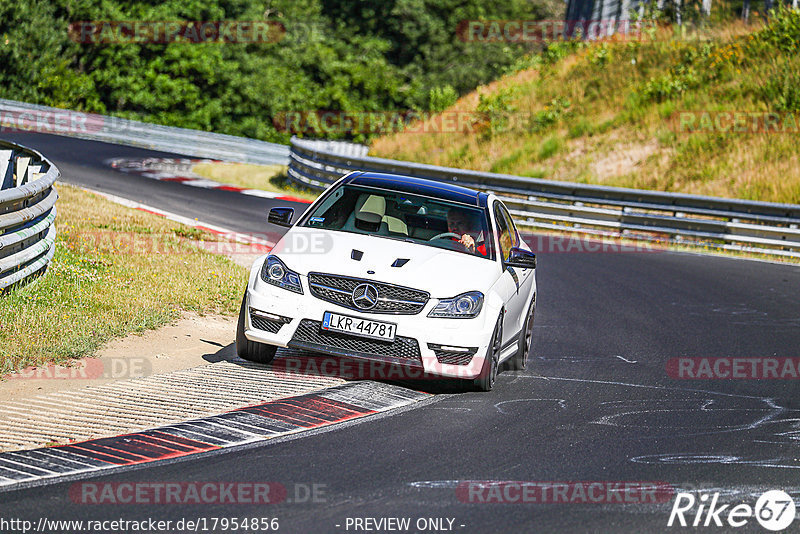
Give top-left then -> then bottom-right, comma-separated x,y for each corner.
192,162 -> 320,201
0,185 -> 247,375
537,136 -> 562,161
371,8 -> 800,204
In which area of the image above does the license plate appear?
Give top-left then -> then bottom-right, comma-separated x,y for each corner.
321,312 -> 396,342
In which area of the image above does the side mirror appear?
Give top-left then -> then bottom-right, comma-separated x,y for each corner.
506,247 -> 536,269
268,207 -> 294,227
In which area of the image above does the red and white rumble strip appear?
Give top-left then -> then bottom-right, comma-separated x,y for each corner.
107,157 -> 311,203
0,381 -> 428,491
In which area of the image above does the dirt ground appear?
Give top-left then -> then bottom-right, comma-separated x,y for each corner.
0,313 -> 238,402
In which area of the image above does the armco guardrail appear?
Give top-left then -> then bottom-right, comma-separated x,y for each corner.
0,98 -> 289,166
0,140 -> 59,291
288,136 -> 800,258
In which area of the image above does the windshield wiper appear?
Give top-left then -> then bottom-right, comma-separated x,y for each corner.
374,235 -> 417,244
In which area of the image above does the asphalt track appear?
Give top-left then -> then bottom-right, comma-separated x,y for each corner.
3,131 -> 800,533
2,131 -> 298,235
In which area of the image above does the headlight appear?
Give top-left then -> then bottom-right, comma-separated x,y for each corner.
261,255 -> 303,294
428,291 -> 484,318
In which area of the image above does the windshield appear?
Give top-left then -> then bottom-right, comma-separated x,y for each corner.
300,184 -> 494,260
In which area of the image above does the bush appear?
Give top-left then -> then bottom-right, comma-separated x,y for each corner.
641,66 -> 699,102
428,85 -> 458,112
757,5 -> 800,53
761,60 -> 800,112
529,97 -> 571,132
542,41 -> 583,66
588,44 -> 612,67
476,87 -> 518,137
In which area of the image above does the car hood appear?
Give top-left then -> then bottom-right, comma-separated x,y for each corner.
271,227 -> 499,297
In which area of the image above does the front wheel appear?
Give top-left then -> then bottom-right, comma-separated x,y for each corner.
472,314 -> 503,392
509,298 -> 535,371
236,293 -> 278,364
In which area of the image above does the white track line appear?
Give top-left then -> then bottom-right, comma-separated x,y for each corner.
80,187 -> 275,248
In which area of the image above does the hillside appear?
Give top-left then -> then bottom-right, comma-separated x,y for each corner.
370,8 -> 800,204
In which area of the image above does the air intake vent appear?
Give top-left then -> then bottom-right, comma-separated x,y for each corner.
428,344 -> 478,365
249,310 -> 291,333
291,319 -> 422,362
391,258 -> 409,268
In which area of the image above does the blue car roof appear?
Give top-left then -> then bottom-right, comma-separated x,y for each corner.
344,172 -> 489,208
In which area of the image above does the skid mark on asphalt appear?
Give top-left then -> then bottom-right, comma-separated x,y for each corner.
593,398 -> 782,432
630,453 -> 800,469
511,375 -> 800,469
670,301 -> 800,328
533,354 -> 639,363
0,382 -> 428,491
494,398 -> 568,414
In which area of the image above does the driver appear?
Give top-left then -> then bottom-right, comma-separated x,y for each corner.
446,208 -> 487,256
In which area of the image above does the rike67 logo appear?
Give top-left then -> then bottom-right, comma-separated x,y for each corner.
668,490 -> 796,531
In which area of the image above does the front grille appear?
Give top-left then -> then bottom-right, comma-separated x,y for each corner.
289,319 -> 422,362
433,350 -> 476,365
308,273 -> 429,315
249,312 -> 284,334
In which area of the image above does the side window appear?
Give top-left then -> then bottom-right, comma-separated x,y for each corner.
494,203 -> 513,262
499,204 -> 519,249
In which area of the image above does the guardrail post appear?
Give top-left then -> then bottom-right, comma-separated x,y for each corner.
14,156 -> 30,187
0,150 -> 12,190
27,164 -> 42,184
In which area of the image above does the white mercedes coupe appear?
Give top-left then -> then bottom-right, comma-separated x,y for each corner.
236,172 -> 537,391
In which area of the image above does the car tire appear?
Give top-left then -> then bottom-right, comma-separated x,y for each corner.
509,298 -> 535,371
236,293 -> 278,365
472,314 -> 503,392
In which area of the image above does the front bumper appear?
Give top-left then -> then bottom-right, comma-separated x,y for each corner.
243,270 -> 495,380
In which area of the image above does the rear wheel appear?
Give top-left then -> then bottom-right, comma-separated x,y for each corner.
236,293 -> 278,364
472,314 -> 503,392
509,298 -> 535,371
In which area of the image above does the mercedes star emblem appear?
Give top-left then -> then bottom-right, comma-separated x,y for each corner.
352,283 -> 379,310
